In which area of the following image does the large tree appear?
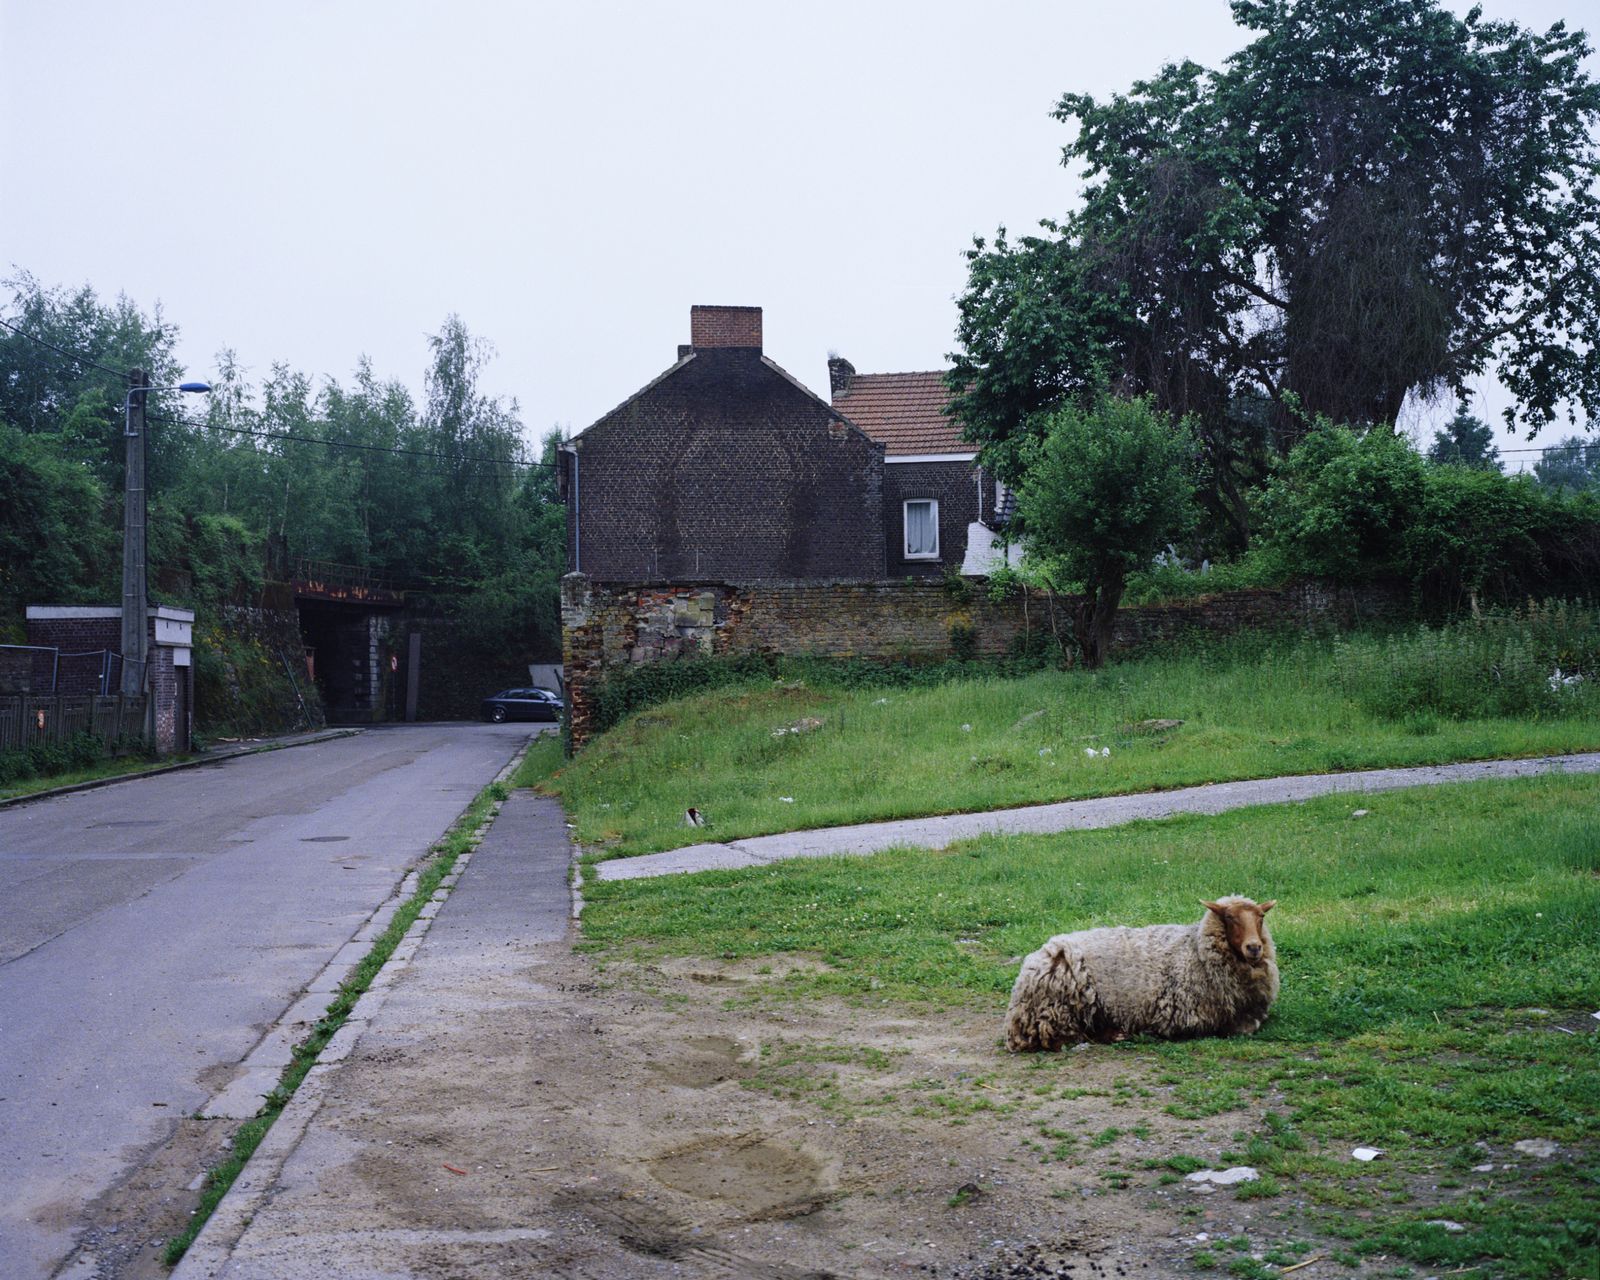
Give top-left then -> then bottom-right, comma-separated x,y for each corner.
950,0 -> 1600,540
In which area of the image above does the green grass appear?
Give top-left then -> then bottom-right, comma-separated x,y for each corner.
0,750 -> 177,801
162,774 -> 514,1266
547,622 -> 1600,859
580,773 -> 1600,1278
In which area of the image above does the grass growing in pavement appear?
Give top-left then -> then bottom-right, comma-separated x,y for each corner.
580,773 -> 1600,1278
162,777 -> 513,1266
549,619 -> 1600,859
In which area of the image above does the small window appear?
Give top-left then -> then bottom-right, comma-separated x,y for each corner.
903,499 -> 940,560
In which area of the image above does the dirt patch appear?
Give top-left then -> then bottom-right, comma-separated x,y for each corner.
646,1130 -> 832,1218
55,1115 -> 236,1279
235,936 -> 1311,1280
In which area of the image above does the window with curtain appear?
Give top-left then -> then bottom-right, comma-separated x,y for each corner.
903,499 -> 939,559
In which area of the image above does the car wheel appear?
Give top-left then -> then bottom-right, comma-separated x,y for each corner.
489,705 -> 508,724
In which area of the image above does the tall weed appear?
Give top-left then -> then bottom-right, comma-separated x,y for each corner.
1333,602 -> 1600,720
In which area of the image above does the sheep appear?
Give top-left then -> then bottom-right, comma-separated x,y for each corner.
1005,896 -> 1279,1052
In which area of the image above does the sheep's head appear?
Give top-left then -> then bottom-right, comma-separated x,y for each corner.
1201,897 -> 1276,967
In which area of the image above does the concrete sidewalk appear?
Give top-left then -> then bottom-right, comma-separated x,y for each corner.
595,750 -> 1600,881
172,790 -> 574,1280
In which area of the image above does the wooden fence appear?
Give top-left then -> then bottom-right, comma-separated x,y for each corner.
0,694 -> 150,755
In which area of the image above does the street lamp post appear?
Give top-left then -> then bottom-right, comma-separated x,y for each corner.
120,371 -> 212,698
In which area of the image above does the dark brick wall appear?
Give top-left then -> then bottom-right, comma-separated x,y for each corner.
26,611 -> 193,752
560,573 -> 1413,747
882,460 -> 995,576
567,347 -> 887,583
23,616 -> 122,694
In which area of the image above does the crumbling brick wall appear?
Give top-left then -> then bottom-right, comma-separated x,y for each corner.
559,574 -> 1411,748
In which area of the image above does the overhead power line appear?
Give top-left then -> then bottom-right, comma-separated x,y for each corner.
0,316 -> 132,380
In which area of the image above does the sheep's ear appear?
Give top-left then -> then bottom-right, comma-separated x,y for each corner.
1258,900 -> 1276,913
1200,900 -> 1227,917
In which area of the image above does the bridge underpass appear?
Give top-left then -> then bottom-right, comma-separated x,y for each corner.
290,563 -> 411,723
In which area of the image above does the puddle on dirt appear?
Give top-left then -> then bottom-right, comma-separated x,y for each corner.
648,1035 -> 756,1088
646,1132 -> 832,1219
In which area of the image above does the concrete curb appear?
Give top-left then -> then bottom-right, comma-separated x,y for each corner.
0,729 -> 362,810
169,739 -> 534,1280
593,750 -> 1600,882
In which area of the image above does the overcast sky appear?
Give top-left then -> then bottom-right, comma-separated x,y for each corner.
2,1 -> 1592,469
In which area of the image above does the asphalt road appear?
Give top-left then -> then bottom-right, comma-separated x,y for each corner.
0,722 -> 534,1279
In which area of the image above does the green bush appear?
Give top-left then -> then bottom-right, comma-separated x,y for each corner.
1333,602 -> 1600,721
1122,544 -> 1295,605
0,731 -> 135,787
1260,422 -> 1600,603
1258,424 -> 1425,579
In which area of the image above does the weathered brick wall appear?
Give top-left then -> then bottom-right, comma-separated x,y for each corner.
566,347 -> 887,583
25,610 -> 195,751
560,573 -> 1412,748
881,461 -> 996,576
24,616 -> 122,693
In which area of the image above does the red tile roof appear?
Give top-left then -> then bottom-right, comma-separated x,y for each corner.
832,370 -> 971,456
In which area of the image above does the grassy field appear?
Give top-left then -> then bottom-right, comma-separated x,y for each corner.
549,618 -> 1600,859
579,773 -> 1600,1278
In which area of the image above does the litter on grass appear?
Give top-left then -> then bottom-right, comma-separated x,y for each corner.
1352,1147 -> 1383,1162
1184,1167 -> 1259,1186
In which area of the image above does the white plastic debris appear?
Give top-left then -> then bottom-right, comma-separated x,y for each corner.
684,808 -> 704,828
961,723 -> 973,732
1471,1163 -> 1494,1173
1084,747 -> 1098,757
1427,1220 -> 1466,1233
1548,668 -> 1584,692
1184,1167 -> 1259,1186
1351,808 -> 1370,818
778,796 -> 794,803
1038,747 -> 1053,757
1099,746 -> 1111,757
1513,1139 -> 1558,1158
873,697 -> 890,705
1352,1147 -> 1383,1162
1591,1010 -> 1599,1021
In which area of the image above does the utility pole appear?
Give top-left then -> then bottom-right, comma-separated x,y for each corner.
121,368 -> 148,697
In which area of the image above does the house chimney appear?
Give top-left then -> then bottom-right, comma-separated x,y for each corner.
828,355 -> 855,398
689,305 -> 762,351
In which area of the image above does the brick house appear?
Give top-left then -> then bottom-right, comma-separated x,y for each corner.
559,306 -> 887,582
826,359 -> 1016,577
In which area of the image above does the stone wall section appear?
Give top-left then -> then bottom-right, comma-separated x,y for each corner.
560,574 -> 1411,748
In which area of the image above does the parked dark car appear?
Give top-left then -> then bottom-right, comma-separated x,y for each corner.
480,687 -> 563,723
